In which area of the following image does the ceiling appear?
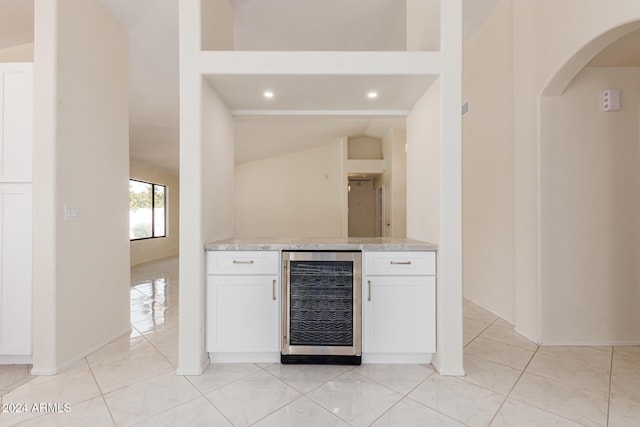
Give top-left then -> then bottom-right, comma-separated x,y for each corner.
205,75 -> 438,112
1,0 -> 503,172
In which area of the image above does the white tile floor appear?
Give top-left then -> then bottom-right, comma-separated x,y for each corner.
1,256 -> 639,426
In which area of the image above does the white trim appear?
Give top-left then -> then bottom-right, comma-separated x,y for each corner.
362,353 -> 433,364
208,352 -> 280,364
514,326 -> 542,345
0,355 -> 33,365
231,109 -> 410,117
198,51 -> 443,76
176,357 -> 210,376
539,339 -> 640,347
432,357 -> 466,376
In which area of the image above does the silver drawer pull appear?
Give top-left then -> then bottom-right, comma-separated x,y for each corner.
367,280 -> 372,301
390,261 -> 412,265
272,279 -> 276,301
232,260 -> 254,264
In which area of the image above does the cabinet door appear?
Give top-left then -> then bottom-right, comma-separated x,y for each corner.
363,275 -> 435,354
0,184 -> 32,355
207,275 -> 279,353
0,64 -> 33,183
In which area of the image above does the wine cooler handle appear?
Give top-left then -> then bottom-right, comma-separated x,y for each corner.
367,280 -> 372,301
272,279 -> 276,301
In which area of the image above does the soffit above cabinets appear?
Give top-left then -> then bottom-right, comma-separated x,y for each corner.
205,74 -> 438,114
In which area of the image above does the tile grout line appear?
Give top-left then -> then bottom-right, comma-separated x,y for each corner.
606,346 -> 614,427
486,343 -> 540,426
369,369 -> 469,427
85,356 -> 119,426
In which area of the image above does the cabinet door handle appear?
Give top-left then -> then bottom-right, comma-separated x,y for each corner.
232,260 -> 254,264
272,279 -> 276,301
390,261 -> 411,265
367,280 -> 372,301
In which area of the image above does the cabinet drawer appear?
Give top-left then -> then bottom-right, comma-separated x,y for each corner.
364,251 -> 435,276
207,251 -> 279,275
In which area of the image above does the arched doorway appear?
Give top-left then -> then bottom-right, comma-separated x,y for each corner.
537,23 -> 640,344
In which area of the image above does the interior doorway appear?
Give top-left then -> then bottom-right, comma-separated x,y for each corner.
348,177 -> 382,237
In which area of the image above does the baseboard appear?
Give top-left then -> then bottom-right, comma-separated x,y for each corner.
361,353 -> 433,364
539,339 -> 640,347
208,352 -> 280,364
176,357 -> 210,376
31,326 -> 131,376
0,354 -> 32,365
513,327 -> 542,345
432,357 -> 466,377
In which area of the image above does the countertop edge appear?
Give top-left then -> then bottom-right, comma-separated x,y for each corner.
204,239 -> 438,252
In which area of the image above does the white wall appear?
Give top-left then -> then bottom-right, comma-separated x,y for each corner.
407,79 -> 440,244
462,0 -> 515,323
130,161 -> 180,266
235,142 -> 343,237
202,78 -> 235,243
0,43 -> 34,62
177,60 -> 235,372
33,0 -> 130,373
540,67 -> 640,344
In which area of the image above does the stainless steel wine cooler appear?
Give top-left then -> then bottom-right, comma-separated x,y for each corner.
281,251 -> 362,364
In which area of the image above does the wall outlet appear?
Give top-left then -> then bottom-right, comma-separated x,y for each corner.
602,89 -> 620,112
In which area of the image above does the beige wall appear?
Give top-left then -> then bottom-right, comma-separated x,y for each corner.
33,0 -> 130,373
513,0 -> 640,341
540,66 -> 640,344
130,162 -> 179,266
347,135 -> 382,159
407,78 -> 440,244
406,0 -> 440,51
0,43 -> 34,62
201,78 -> 235,243
201,0 -> 234,50
235,141 -> 344,237
462,0 -> 515,323
462,0 -> 640,343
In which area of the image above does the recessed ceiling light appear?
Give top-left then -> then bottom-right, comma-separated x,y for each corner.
367,91 -> 378,99
264,91 -> 274,98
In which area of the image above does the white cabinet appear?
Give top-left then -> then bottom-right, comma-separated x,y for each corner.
0,63 -> 32,362
0,64 -> 33,183
206,251 -> 280,362
363,251 -> 436,362
0,184 -> 32,356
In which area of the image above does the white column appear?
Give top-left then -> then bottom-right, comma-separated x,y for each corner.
177,0 -> 208,375
432,0 -> 464,376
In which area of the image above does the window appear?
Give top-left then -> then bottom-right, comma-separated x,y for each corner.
129,179 -> 166,240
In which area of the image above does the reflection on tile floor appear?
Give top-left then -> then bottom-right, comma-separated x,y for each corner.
1,255 -> 640,426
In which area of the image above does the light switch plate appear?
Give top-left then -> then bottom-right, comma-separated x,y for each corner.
64,205 -> 78,221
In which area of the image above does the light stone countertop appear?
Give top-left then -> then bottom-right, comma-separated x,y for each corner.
204,237 -> 437,251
